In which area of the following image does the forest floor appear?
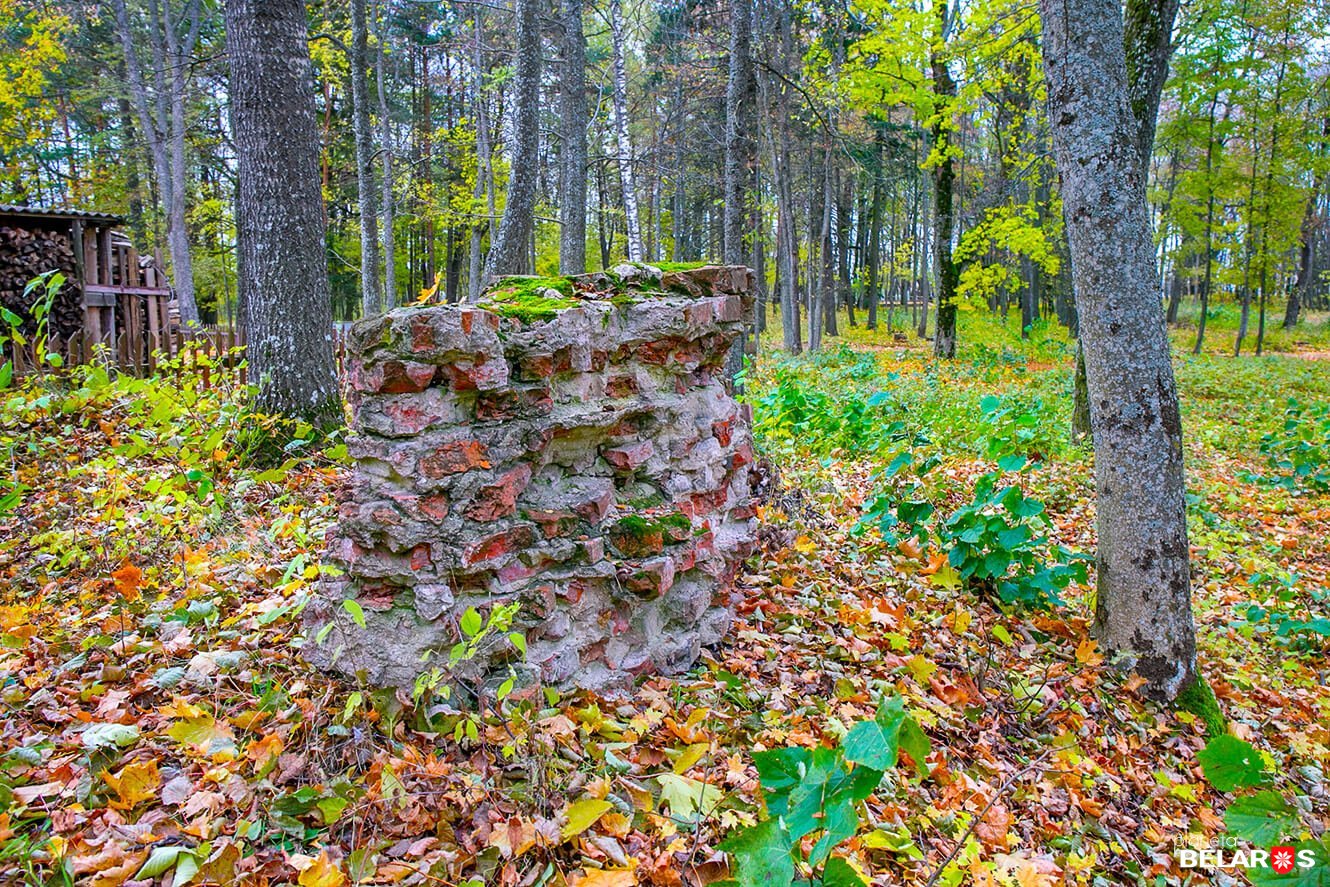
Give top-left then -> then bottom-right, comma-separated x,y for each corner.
1,308 -> 1329,887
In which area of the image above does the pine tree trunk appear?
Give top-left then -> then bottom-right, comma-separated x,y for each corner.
225,0 -> 340,428
722,0 -> 754,266
375,4 -> 397,307
930,20 -> 958,359
1040,0 -> 1197,702
483,0 -> 541,279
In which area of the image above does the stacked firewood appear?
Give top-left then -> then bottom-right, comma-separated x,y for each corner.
0,224 -> 82,343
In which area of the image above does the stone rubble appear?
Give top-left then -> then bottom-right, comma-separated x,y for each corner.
304,264 -> 758,692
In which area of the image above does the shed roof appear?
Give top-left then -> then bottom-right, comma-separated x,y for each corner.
0,204 -> 122,226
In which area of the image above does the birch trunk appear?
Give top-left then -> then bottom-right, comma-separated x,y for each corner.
609,0 -> 643,263
350,0 -> 381,317
112,0 -> 201,327
374,2 -> 396,307
1040,0 -> 1197,701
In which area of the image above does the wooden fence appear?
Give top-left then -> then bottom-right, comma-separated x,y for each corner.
8,324 -> 353,387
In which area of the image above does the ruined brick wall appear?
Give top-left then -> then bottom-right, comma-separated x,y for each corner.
305,265 -> 757,692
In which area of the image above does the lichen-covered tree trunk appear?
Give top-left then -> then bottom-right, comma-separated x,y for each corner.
558,0 -> 588,275
1040,0 -> 1197,701
225,0 -> 340,429
482,0 -> 540,279
1071,0 -> 1179,441
350,0 -> 381,317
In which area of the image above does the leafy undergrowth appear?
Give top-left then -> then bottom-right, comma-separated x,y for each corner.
1,325 -> 1328,887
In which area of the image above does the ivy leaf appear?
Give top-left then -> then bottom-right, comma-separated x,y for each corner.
718,818 -> 795,887
1197,735 -> 1267,792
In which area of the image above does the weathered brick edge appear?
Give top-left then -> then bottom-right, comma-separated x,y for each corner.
303,265 -> 759,693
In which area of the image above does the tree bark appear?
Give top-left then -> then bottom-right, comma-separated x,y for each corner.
558,0 -> 588,274
374,1 -> 397,307
111,0 -> 202,327
930,6 -> 959,359
482,0 -> 541,279
1040,0 -> 1197,702
350,0 -> 381,317
225,0 -> 340,428
609,0 -> 643,263
722,0 -> 754,266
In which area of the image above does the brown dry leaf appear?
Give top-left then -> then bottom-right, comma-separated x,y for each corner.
111,563 -> 142,601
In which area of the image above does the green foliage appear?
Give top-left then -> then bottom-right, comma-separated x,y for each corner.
718,696 -> 928,887
1233,569 -> 1330,654
862,458 -> 1086,610
1257,400 -> 1330,494
1197,734 -> 1267,792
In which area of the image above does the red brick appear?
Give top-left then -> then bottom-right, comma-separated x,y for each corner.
420,439 -> 490,477
603,440 -> 654,471
624,556 -> 675,597
529,508 -> 580,538
464,464 -> 533,521
712,417 -> 734,447
462,525 -> 535,566
516,352 -> 554,380
410,316 -> 436,352
731,440 -> 754,468
409,544 -> 433,572
376,360 -> 437,393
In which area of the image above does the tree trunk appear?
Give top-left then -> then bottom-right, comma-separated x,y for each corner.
722,0 -> 754,265
112,0 -> 202,327
866,129 -> 884,331
483,0 -> 541,279
350,0 -> 381,317
375,2 -> 397,307
1040,0 -> 1197,702
930,12 -> 958,359
609,0 -> 643,263
224,0 -> 340,427
558,0 -> 588,274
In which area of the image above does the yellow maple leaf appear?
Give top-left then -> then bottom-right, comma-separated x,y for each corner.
928,563 -> 962,590
571,869 -> 637,887
294,850 -> 346,887
1074,637 -> 1103,666
103,759 -> 160,809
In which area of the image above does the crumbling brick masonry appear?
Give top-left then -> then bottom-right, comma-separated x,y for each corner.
304,264 -> 758,692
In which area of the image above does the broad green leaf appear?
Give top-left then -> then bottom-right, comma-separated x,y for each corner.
809,795 -> 858,867
1197,735 -> 1267,792
1247,838 -> 1330,886
899,715 -> 931,779
842,696 -> 908,771
561,797 -> 614,840
719,818 -> 795,887
821,856 -> 869,887
1225,790 -> 1300,845
460,607 -> 482,638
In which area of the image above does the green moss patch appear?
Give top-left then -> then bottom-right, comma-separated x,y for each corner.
1176,674 -> 1226,738
655,261 -> 712,272
481,276 -> 579,322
